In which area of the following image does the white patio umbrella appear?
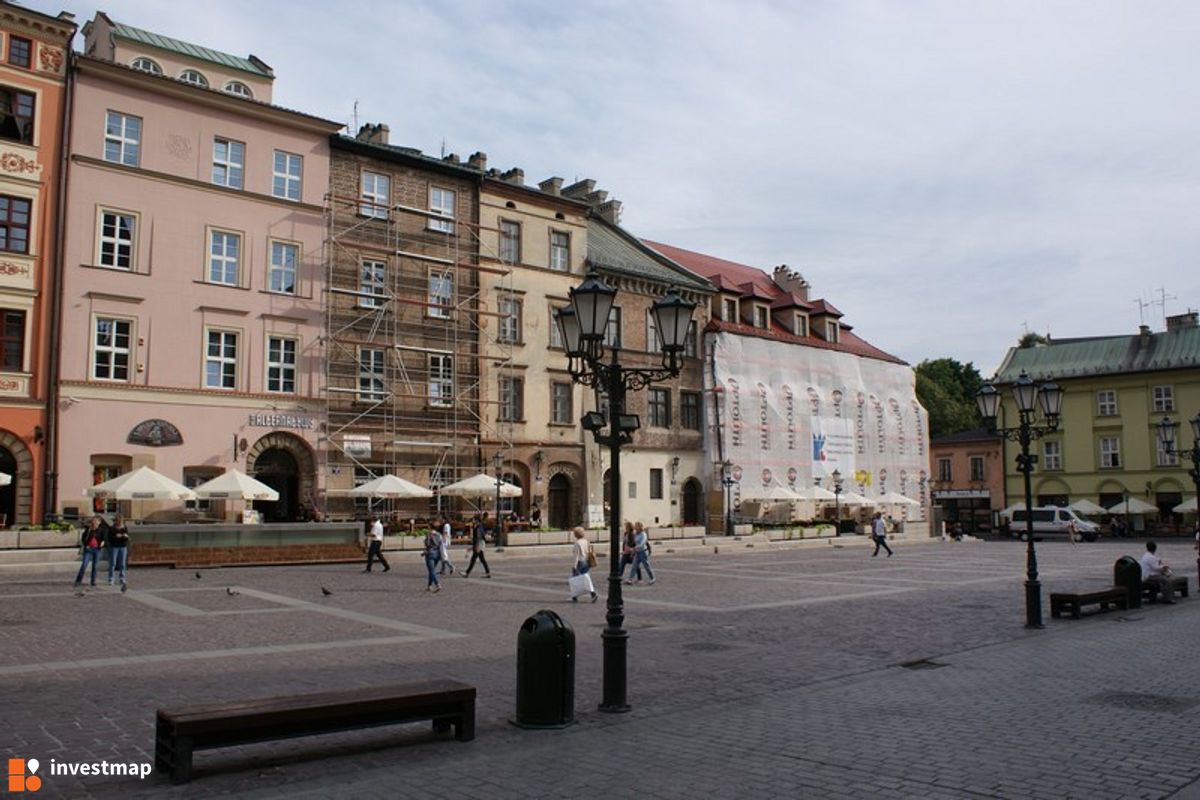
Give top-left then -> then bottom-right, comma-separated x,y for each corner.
838,491 -> 874,506
0,471 -> 10,486
348,474 -> 433,499
1106,497 -> 1158,515
1171,497 -> 1198,514
439,473 -> 523,498
740,484 -> 801,501
795,485 -> 838,502
192,469 -> 279,501
1068,498 -> 1107,516
85,465 -> 195,500
878,491 -> 920,507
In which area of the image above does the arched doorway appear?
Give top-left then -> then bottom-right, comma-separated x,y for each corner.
500,472 -> 522,517
0,430 -> 32,527
0,444 -> 16,527
548,473 -> 571,530
246,432 -> 315,523
682,477 -> 703,525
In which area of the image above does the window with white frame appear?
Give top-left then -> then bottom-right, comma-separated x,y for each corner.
647,309 -> 662,353
649,387 -> 670,428
359,259 -> 386,308
722,297 -> 738,322
550,231 -> 570,271
212,138 -> 244,189
684,320 -> 698,358
360,172 -> 390,219
93,317 -> 131,381
97,210 -> 135,270
1,308 -> 24,371
1043,440 -> 1062,471
1099,436 -> 1121,468
794,313 -> 809,337
937,457 -> 952,482
272,150 -> 302,201
498,297 -> 521,343
7,37 -> 30,69
604,307 -> 622,348
498,220 -> 520,264
825,320 -> 839,343
549,306 -> 564,348
266,336 -> 296,393
358,348 -> 385,402
428,187 -> 455,233
650,468 -> 664,500
179,69 -> 208,87
0,195 -> 29,254
208,230 -> 241,286
1096,389 -> 1117,416
754,306 -> 769,328
129,57 -> 161,74
268,241 -> 298,294
428,355 -> 453,407
428,271 -> 452,318
223,81 -> 253,98
1156,436 -> 1179,467
0,87 -> 34,145
204,329 -> 238,389
551,382 -> 572,424
104,111 -> 141,166
499,375 -> 524,421
1152,385 -> 1174,413
969,456 -> 985,482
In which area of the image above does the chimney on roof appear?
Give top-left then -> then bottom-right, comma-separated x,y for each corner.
356,123 -> 389,145
539,176 -> 563,195
467,152 -> 487,170
595,199 -> 622,225
562,179 -> 596,199
771,264 -> 810,301
1166,310 -> 1198,331
1138,324 -> 1152,343
443,153 -> 461,164
500,167 -> 525,186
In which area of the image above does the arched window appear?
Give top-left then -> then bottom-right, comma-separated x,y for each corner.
130,57 -> 161,75
178,69 -> 209,88
223,81 -> 253,99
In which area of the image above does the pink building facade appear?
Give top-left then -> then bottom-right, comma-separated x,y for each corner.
54,16 -> 341,521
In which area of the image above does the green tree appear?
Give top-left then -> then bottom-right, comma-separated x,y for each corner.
1018,331 -> 1048,348
915,358 -> 985,438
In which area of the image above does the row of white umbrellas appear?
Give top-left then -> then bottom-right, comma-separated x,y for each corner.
345,472 -> 521,499
739,483 -> 920,507
1001,497 -> 1199,516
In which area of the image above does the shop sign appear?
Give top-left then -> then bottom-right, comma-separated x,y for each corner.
248,413 -> 315,430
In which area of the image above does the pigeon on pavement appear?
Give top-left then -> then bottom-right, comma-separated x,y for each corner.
194,571 -> 202,579
321,586 -> 333,597
226,587 -> 238,596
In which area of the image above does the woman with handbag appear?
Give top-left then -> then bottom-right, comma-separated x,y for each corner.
569,526 -> 598,603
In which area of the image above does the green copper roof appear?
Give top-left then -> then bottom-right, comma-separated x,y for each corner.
112,22 -> 272,78
586,217 -> 712,292
994,327 -> 1200,382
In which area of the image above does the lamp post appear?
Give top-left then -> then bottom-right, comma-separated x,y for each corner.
492,451 -> 504,549
556,270 -> 696,713
832,468 -> 843,535
976,370 -> 1063,629
1156,413 -> 1200,577
721,459 -> 735,537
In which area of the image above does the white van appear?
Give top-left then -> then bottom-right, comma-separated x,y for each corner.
1007,507 -> 1100,542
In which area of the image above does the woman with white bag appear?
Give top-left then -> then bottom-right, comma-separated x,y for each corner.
569,526 -> 599,603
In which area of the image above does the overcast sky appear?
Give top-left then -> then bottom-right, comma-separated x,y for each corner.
61,1 -> 1200,374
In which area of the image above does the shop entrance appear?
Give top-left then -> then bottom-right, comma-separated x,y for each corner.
681,477 -> 703,525
0,445 -> 15,528
252,448 -> 299,522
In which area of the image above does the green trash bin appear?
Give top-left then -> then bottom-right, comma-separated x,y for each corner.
513,609 -> 575,729
1114,556 -> 1142,609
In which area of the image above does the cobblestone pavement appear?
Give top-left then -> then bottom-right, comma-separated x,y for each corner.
3,537 -> 1200,799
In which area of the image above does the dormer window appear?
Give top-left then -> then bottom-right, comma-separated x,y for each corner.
179,69 -> 209,88
130,57 -> 161,75
721,297 -> 738,322
753,305 -> 769,329
794,313 -> 809,337
223,81 -> 253,99
825,320 -> 839,343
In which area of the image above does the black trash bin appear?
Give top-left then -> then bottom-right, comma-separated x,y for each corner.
513,609 -> 575,729
1114,556 -> 1142,609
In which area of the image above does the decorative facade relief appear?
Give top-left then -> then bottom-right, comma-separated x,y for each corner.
37,45 -> 64,73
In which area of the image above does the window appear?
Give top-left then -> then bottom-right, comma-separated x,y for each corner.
794,313 -> 809,337
552,382 -> 572,424
268,241 -> 298,294
8,37 -> 31,69
628,481 -> 637,499
550,231 -> 570,271
722,298 -> 738,322
183,467 -> 220,513
1043,441 -> 1062,471
359,259 -> 386,308
1152,385 -> 1174,413
130,57 -> 161,75
97,210 -> 135,270
428,271 -> 452,318
0,309 -> 24,370
360,172 -> 389,219
1100,436 -> 1121,468
647,310 -> 661,353
204,330 -> 238,389
223,81 -> 253,98
650,468 -> 664,500
499,375 -> 524,421
498,297 -> 522,343
179,69 -> 209,87
826,320 -> 839,343
266,336 -> 296,393
604,307 -> 622,348
0,87 -> 34,145
428,187 -> 455,233
0,195 -> 31,253
358,348 -> 385,401
937,457 -> 952,482
549,306 -> 564,349
649,388 -> 670,428
1096,389 -> 1117,416
684,320 -> 698,358
498,220 -> 520,264
208,230 -> 241,286
272,150 -> 302,201
92,463 -> 125,515
1156,436 -> 1179,467
969,456 -> 985,482
681,391 -> 701,430
104,111 -> 140,166
212,138 -> 244,189
754,306 -> 769,328
429,355 -> 453,407
93,317 -> 131,381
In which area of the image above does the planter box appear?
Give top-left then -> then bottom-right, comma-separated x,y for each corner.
506,532 -> 539,547
541,530 -> 573,545
17,530 -> 77,548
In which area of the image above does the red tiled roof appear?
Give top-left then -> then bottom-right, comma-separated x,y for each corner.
770,292 -> 813,310
808,298 -> 843,317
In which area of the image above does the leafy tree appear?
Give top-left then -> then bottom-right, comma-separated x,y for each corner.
915,358 -> 985,438
1018,331 -> 1048,348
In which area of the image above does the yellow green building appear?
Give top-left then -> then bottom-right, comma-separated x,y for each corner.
992,314 -> 1200,532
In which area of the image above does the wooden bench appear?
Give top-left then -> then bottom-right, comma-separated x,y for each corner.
1050,587 -> 1129,619
155,679 -> 475,784
1142,575 -> 1189,603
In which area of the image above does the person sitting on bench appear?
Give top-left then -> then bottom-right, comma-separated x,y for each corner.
1139,541 -> 1176,605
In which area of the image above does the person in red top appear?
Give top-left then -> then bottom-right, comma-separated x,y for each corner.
74,516 -> 106,588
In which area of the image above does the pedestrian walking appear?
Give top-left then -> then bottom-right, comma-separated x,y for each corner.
107,514 -> 130,586
438,516 -> 456,575
871,512 -> 894,557
362,515 -> 391,573
569,526 -> 599,602
627,521 -> 656,584
1066,517 -> 1078,546
463,514 -> 491,578
423,527 -> 442,592
74,516 -> 106,587
618,521 -> 636,580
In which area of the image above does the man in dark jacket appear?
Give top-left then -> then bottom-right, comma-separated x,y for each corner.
74,516 -> 107,587
463,514 -> 491,578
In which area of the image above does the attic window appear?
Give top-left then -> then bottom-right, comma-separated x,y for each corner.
130,57 -> 161,75
722,297 -> 738,322
223,81 -> 253,99
794,313 -> 808,337
754,305 -> 769,329
825,320 -> 839,343
179,69 -> 209,88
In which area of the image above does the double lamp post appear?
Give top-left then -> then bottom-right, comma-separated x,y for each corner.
556,270 -> 695,713
1156,413 -> 1200,577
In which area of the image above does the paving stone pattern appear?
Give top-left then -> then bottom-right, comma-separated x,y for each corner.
2,538 -> 1199,799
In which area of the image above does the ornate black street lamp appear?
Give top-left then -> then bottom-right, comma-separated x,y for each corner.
1156,412 -> 1200,578
556,270 -> 695,713
492,451 -> 505,549
721,459 -> 735,537
976,370 -> 1063,629
831,468 -> 843,535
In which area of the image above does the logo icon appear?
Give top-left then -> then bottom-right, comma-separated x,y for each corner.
7,759 -> 41,793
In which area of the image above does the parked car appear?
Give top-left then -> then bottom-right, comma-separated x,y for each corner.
1007,507 -> 1100,542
